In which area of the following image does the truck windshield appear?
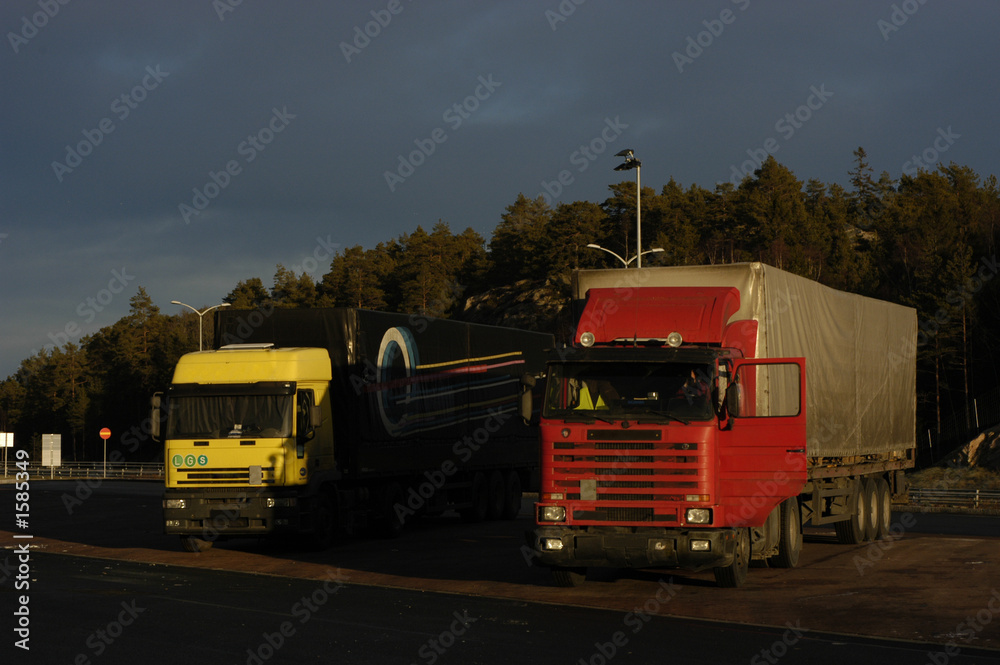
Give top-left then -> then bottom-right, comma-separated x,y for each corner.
543,362 -> 715,423
166,394 -> 294,439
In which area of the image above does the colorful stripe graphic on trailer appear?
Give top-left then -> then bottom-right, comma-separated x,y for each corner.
371,326 -> 526,436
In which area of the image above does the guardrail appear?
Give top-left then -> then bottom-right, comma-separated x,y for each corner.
0,462 -> 164,481
907,488 -> 1000,509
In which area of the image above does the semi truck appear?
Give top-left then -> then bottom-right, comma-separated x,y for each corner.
153,307 -> 552,552
527,263 -> 916,587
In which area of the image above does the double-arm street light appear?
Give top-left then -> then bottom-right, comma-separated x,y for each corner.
171,300 -> 231,351
613,149 -> 645,267
586,244 -> 664,267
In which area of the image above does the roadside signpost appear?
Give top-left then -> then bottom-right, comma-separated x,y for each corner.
1,432 -> 12,476
100,427 -> 111,478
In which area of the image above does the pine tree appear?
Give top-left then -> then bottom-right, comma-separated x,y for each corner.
225,278 -> 271,309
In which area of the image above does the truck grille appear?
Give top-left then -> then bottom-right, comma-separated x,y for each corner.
175,466 -> 277,486
547,428 -> 709,526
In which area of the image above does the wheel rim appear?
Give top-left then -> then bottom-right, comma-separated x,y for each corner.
855,482 -> 866,536
735,528 -> 749,569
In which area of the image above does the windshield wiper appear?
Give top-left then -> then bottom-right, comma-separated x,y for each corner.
635,409 -> 689,425
557,411 -> 616,424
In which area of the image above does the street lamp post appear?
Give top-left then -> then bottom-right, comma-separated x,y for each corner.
171,301 -> 231,351
587,244 -> 664,268
614,149 -> 643,267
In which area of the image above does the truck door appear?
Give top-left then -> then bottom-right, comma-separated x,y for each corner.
718,358 -> 806,526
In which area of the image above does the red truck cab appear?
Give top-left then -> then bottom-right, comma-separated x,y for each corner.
528,286 -> 806,587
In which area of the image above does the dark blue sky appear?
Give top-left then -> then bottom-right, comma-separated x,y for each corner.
2,1 -> 998,378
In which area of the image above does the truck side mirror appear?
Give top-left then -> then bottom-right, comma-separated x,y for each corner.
519,373 -> 537,424
150,393 -> 163,442
725,383 -> 741,419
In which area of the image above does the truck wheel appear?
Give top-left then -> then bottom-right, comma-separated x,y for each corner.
501,470 -> 522,520
180,536 -> 213,553
862,478 -> 879,542
835,479 -> 866,545
307,493 -> 336,551
487,470 -> 505,521
460,472 -> 489,523
551,567 -> 586,587
714,527 -> 750,587
875,478 -> 891,540
374,482 -> 406,538
771,498 -> 802,569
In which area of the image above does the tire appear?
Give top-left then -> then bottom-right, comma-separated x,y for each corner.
307,492 -> 336,551
714,527 -> 750,588
460,472 -> 489,523
862,478 -> 879,542
551,567 -> 586,587
875,478 -> 891,540
835,479 -> 866,545
180,535 -> 212,552
501,470 -> 522,520
771,498 -> 802,569
374,482 -> 405,539
487,470 -> 505,521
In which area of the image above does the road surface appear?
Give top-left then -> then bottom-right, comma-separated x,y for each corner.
1,481 -> 999,663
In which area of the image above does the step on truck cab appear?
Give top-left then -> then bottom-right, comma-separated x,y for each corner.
527,263 -> 916,587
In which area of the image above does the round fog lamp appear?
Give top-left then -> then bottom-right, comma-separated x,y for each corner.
579,331 -> 596,347
666,332 -> 683,347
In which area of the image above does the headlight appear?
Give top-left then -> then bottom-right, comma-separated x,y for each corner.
579,331 -> 595,347
666,332 -> 683,347
540,505 -> 567,522
685,508 -> 712,524
164,499 -> 186,509
690,540 -> 711,551
542,538 -> 564,551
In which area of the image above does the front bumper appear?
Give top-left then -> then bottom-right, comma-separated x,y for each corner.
527,525 -> 739,571
162,489 -> 301,538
